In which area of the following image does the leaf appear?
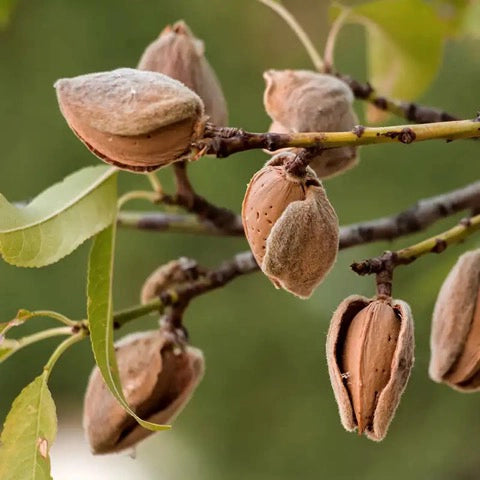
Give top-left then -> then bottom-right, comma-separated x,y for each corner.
87,223 -> 170,433
0,0 -> 17,29
430,0 -> 471,35
0,165 -> 117,267
0,373 -> 57,480
461,1 -> 480,38
332,0 -> 447,102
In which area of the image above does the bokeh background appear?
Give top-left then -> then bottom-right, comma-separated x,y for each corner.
1,1 -> 480,479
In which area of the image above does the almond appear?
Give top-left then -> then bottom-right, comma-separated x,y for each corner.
242,152 -> 339,298
327,296 -> 414,441
138,20 -> 228,126
263,69 -> 358,179
83,330 -> 204,454
55,68 -> 205,172
429,249 -> 480,391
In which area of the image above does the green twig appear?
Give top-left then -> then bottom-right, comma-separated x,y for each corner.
43,330 -> 87,378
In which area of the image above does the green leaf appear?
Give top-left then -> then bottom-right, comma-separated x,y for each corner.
87,223 -> 170,433
0,0 -> 17,29
0,165 -> 117,267
0,373 -> 57,480
333,0 -> 447,101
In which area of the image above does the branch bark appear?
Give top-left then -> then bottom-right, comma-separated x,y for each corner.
199,119 -> 480,158
351,213 -> 480,276
336,74 -> 459,124
118,180 -> 480,245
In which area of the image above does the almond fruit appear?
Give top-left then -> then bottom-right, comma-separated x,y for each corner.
327,295 -> 414,441
241,152 -> 339,298
263,69 -> 358,179
83,330 -> 204,454
429,249 -> 480,391
55,68 -> 205,172
138,20 -> 227,126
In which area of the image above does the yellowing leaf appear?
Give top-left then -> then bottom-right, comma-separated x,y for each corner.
0,165 -> 117,267
0,0 -> 17,29
87,223 -> 170,433
333,0 -> 447,102
0,373 -> 57,480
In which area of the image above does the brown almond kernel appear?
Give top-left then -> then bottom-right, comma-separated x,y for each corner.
341,300 -> 400,434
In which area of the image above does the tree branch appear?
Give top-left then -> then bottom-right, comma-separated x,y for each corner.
117,210 -> 243,236
111,180 -> 480,327
199,119 -> 480,158
118,180 -> 480,244
160,162 -> 243,234
336,73 -> 459,124
112,252 -> 258,329
339,180 -> 480,248
351,213 -> 480,276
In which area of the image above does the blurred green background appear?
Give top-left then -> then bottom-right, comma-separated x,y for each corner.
1,1 -> 480,479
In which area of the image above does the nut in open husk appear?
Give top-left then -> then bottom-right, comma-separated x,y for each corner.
241,151 -> 339,298
83,330 -> 204,454
138,20 -> 227,126
55,68 -> 205,172
326,295 -> 414,441
429,249 -> 480,391
263,69 -> 358,179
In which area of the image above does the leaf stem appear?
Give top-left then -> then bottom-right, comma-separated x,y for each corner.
18,310 -> 78,327
1,326 -> 72,353
257,0 -> 324,71
43,331 -> 86,379
113,299 -> 163,329
147,172 -> 164,194
117,190 -> 159,209
323,8 -> 350,72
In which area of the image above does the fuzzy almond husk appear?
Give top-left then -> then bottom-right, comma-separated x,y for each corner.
55,68 -> 205,172
263,70 -> 358,179
141,257 -> 204,305
326,296 -> 414,441
138,20 -> 228,126
241,152 -> 339,298
83,330 -> 204,454
429,249 -> 480,391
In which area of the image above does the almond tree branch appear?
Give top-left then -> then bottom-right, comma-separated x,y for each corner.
199,119 -> 480,158
339,180 -> 480,248
351,213 -> 480,276
112,252 -> 258,329
113,181 -> 480,327
159,161 -> 243,233
118,180 -> 480,243
336,74 -> 459,124
117,211 -> 243,236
